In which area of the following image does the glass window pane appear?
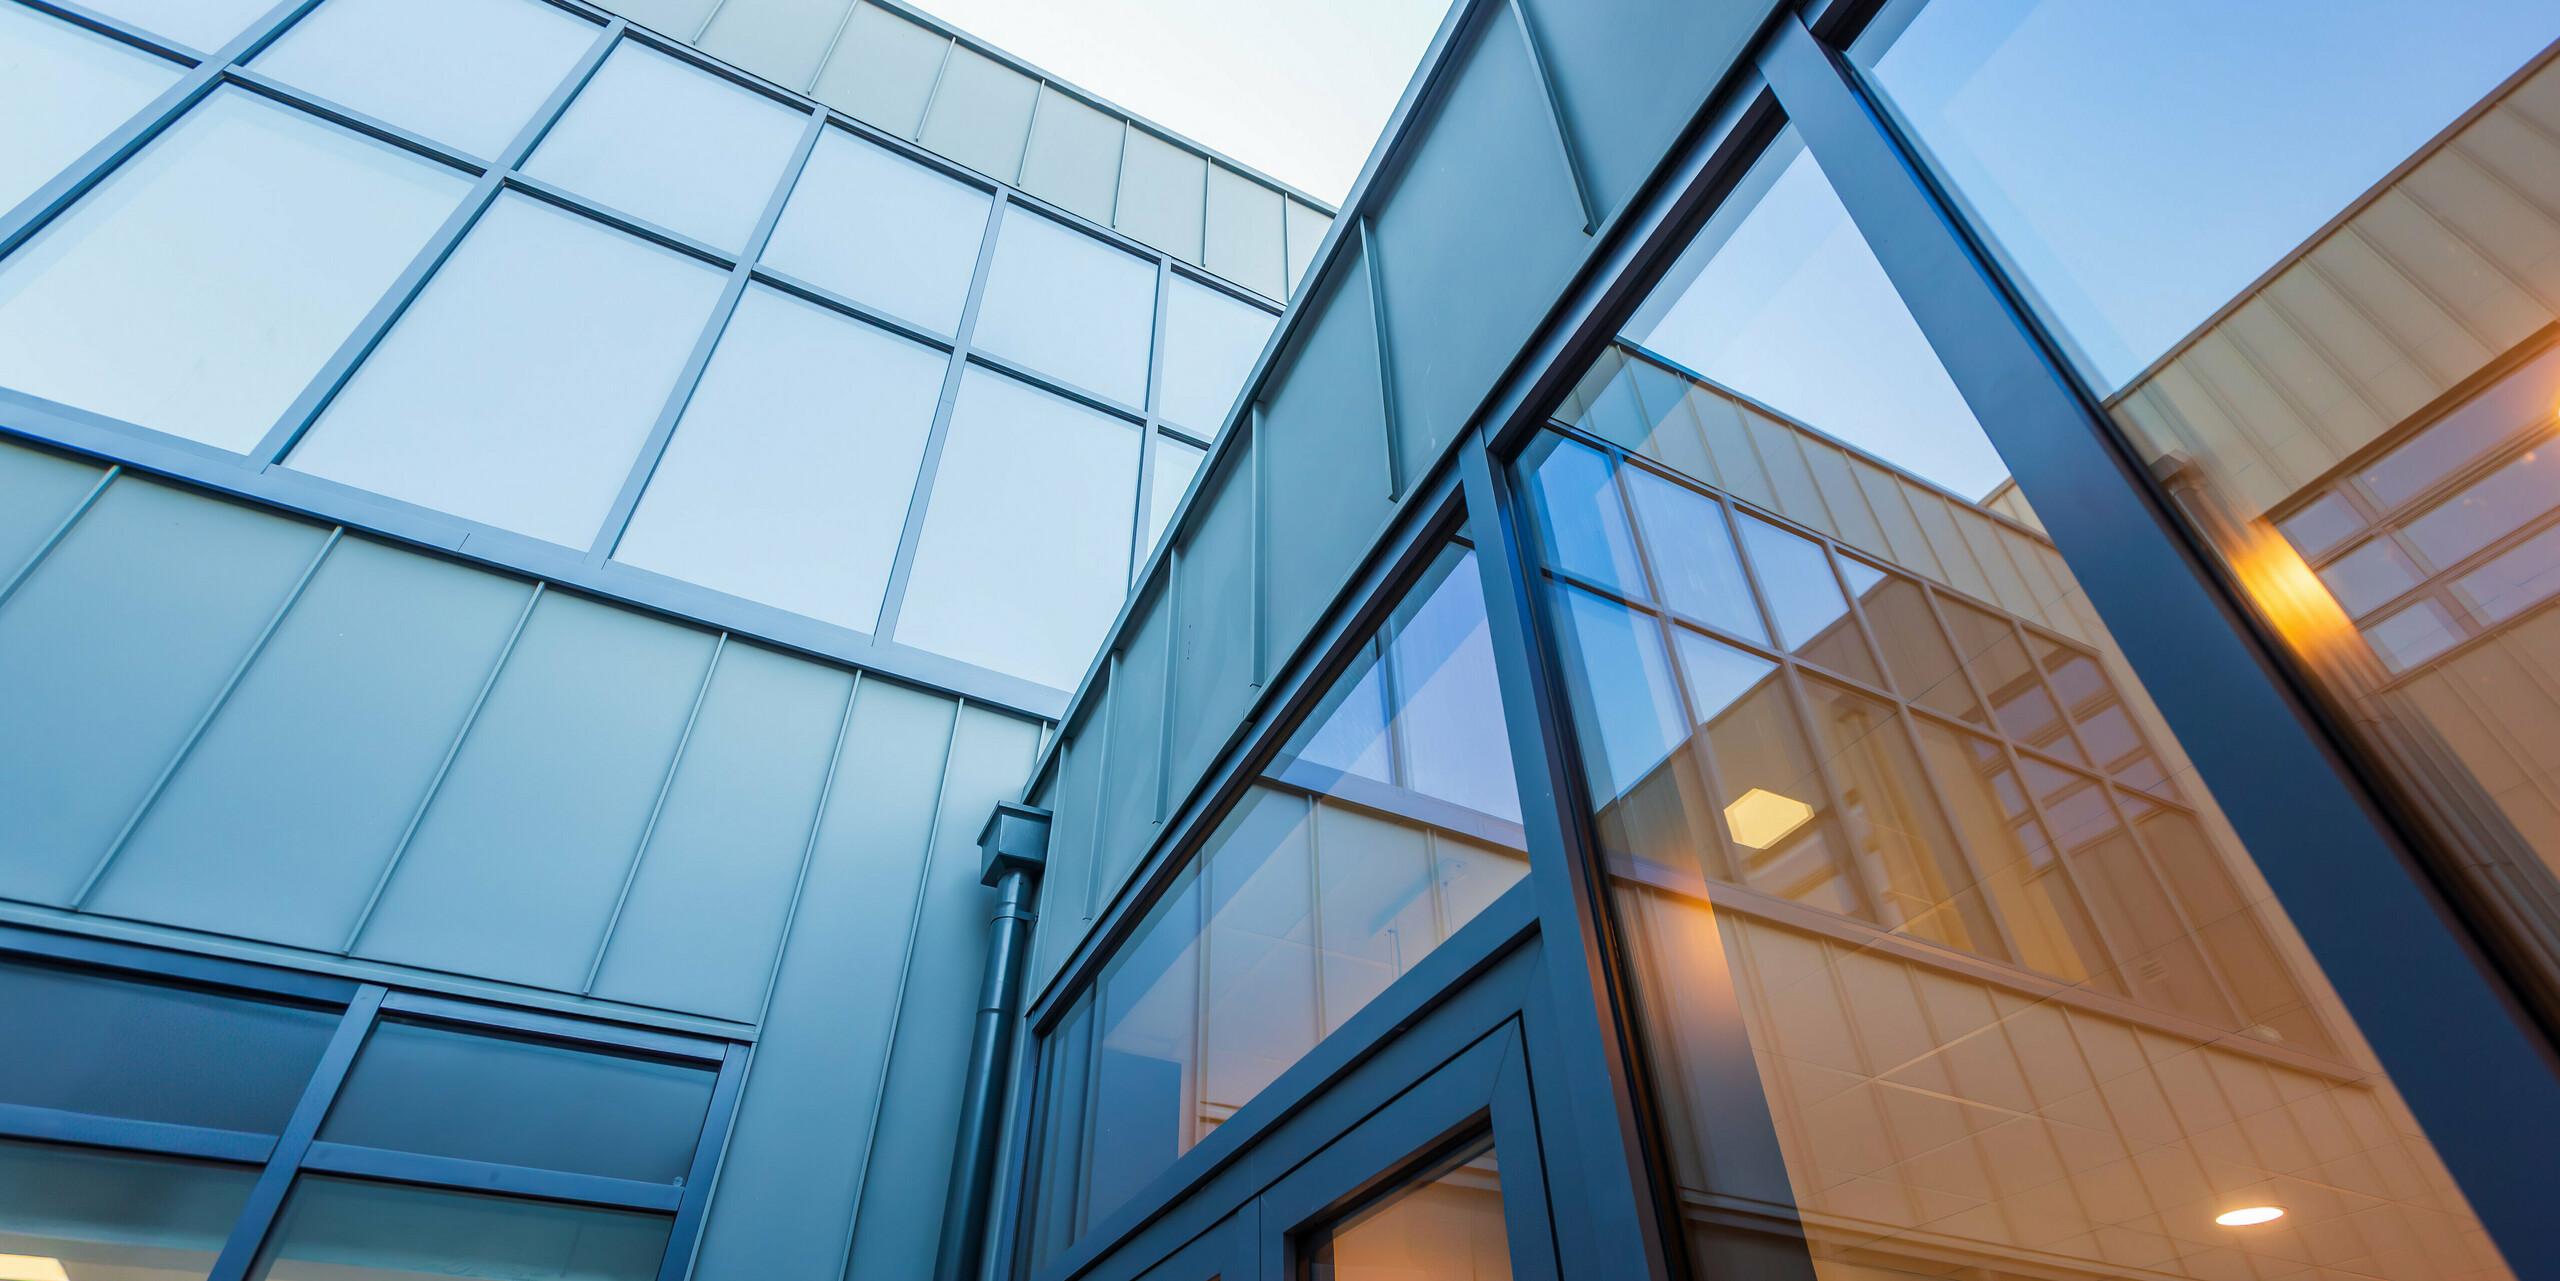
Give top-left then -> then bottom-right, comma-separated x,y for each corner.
521,40 -> 806,251
760,127 -> 990,336
287,195 -> 726,548
614,286 -> 948,632
1539,94 -> 2518,1281
1523,435 -> 1647,598
1313,1144 -> 1511,1281
0,88 -> 469,453
1623,129 -> 2004,500
1029,545 -> 1526,1268
250,1175 -> 671,1281
253,0 -> 599,160
1623,467 -> 1764,643
895,368 -> 1140,688
0,1138 -> 257,1281
81,0 -> 271,52
318,1019 -> 714,1183
1855,0 -> 2560,392
0,959 -> 336,1133
1146,434 -> 1205,555
0,5 -> 182,216
971,206 -> 1157,406
1158,278 -> 1275,433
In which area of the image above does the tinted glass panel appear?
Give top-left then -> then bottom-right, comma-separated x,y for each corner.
0,88 -> 469,453
971,207 -> 1157,406
0,5 -> 181,216
0,1138 -> 256,1281
287,194 -> 726,548
760,128 -> 990,336
81,0 -> 269,51
894,368 -> 1141,688
614,285 -> 948,632
251,1175 -> 671,1281
1158,278 -> 1275,433
1541,106 -> 2514,1281
1862,0 -> 2560,1095
0,960 -> 335,1133
521,39 -> 806,252
1026,544 -> 1525,1267
319,1019 -> 714,1183
1147,434 -> 1206,556
1312,1144 -> 1510,1281
253,0 -> 598,159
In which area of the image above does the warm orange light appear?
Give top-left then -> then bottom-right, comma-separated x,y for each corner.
0,1255 -> 68,1281
2215,1206 -> 2285,1227
2227,525 -> 2358,658
1725,788 -> 1815,849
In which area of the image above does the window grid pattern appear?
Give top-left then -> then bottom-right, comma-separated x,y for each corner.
0,0 -> 1286,701
0,932 -> 746,1281
1533,417 -> 2334,1052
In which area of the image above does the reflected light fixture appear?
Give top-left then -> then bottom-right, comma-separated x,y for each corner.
1725,788 -> 1815,849
0,1255 -> 68,1281
2215,1207 -> 2285,1227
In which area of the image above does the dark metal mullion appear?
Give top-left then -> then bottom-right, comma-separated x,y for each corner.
1456,429 -> 1679,1281
1769,17 -> 2560,1259
0,0 -> 321,265
964,347 -> 1152,424
207,982 -> 387,1281
297,1140 -> 683,1211
0,1101 -> 274,1164
11,0 -> 203,61
872,192 -> 1010,643
247,18 -> 630,466
585,107 -> 828,565
657,1041 -> 752,1281
749,264 -> 960,350
218,66 -> 493,173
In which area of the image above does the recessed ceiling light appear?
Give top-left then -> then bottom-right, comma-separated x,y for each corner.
2216,1206 -> 2285,1227
0,1254 -> 68,1281
1724,788 -> 1815,849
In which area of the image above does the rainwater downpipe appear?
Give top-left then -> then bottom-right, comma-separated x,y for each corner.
932,800 -> 1051,1281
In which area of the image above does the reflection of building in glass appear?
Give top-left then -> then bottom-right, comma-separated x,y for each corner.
2109,50 -> 2560,991
1539,345 -> 2500,1281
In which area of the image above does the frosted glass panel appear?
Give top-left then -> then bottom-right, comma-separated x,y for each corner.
255,0 -> 600,160
616,285 -> 949,632
0,5 -> 182,216
972,207 -> 1156,407
1147,435 -> 1205,555
288,195 -> 726,547
1158,278 -> 1274,433
522,39 -> 807,251
83,0 -> 271,51
897,368 -> 1139,687
0,89 -> 469,452
761,127 -> 989,335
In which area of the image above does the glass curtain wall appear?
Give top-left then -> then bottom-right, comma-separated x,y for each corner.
1528,112 -> 2514,1281
0,0 -> 1282,694
0,949 -> 737,1281
1845,0 -> 2560,999
1023,542 -> 1529,1270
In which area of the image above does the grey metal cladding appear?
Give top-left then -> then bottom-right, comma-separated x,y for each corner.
844,702 -> 1043,1281
1519,0 -> 1782,219
691,678 -> 958,1281
88,537 -> 536,951
1098,593 -> 1172,898
353,590 -> 720,990
917,46 -> 1039,182
695,0 -> 852,92
1028,712 -> 1108,995
1168,442 -> 1259,796
0,474 -> 329,905
1018,89 -> 1125,226
1371,12 -> 1589,485
589,640 -> 854,1020
0,441 -> 104,574
1257,258 -> 1396,666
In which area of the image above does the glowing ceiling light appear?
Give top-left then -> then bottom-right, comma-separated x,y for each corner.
0,1255 -> 68,1281
2215,1207 -> 2285,1227
1724,788 -> 1815,849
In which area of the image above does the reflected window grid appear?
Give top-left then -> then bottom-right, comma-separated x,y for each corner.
0,0 -> 1285,695
1535,420 -> 2279,1032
